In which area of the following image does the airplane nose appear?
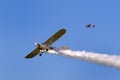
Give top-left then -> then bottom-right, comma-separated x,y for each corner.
35,42 -> 37,46
35,42 -> 41,47
35,42 -> 39,47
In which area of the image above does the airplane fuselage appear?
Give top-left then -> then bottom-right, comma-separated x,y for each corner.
35,43 -> 49,51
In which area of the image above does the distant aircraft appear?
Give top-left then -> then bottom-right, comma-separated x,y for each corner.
86,24 -> 95,28
25,29 -> 67,59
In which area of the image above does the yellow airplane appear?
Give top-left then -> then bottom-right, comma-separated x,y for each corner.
25,28 -> 66,59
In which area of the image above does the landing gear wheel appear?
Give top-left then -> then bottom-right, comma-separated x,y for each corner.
46,49 -> 48,51
39,54 -> 42,56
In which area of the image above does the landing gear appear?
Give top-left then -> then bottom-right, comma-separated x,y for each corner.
39,49 -> 48,56
46,49 -> 48,51
39,54 -> 42,56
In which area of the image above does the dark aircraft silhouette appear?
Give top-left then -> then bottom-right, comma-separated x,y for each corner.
86,24 -> 95,28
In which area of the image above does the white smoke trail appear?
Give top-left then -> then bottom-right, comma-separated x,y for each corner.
47,50 -> 120,69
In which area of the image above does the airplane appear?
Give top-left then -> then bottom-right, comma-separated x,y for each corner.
25,28 -> 66,59
86,24 -> 95,28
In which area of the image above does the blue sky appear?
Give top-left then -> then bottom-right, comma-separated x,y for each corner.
1,0 -> 120,80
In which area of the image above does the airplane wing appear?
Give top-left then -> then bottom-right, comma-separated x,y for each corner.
42,28 -> 66,45
25,47 -> 40,59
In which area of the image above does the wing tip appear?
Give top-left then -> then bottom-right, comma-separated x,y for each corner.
60,28 -> 66,33
24,54 -> 34,59
25,56 -> 30,59
61,28 -> 66,31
